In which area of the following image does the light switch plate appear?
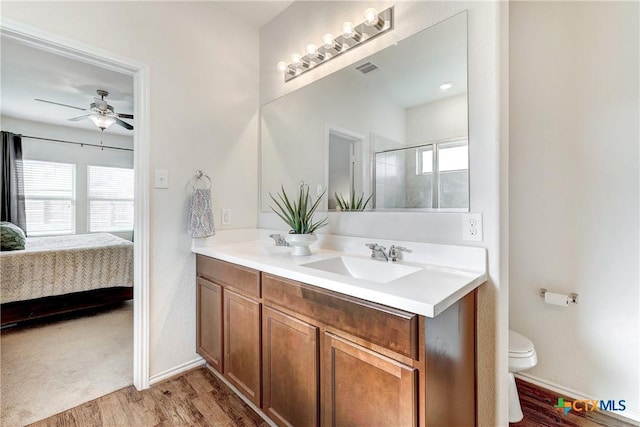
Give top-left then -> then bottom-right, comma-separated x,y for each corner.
154,169 -> 169,189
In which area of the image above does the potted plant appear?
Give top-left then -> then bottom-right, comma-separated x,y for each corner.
335,191 -> 373,211
270,182 -> 328,256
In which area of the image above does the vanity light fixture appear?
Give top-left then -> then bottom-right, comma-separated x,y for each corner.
276,6 -> 394,82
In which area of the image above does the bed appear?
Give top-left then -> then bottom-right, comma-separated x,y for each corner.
1,233 -> 133,325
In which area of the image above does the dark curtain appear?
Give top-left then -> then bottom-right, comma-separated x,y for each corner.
1,131 -> 27,232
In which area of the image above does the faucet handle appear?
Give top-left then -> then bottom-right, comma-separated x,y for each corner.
269,234 -> 289,246
389,245 -> 411,262
365,242 -> 386,250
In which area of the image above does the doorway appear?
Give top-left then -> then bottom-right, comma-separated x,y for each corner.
326,127 -> 366,210
0,17 -> 150,424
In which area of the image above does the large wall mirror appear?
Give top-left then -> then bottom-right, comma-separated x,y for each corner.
261,11 -> 468,212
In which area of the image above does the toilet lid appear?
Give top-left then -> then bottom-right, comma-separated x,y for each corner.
509,329 -> 534,354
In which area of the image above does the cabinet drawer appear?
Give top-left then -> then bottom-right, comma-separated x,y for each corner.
262,273 -> 418,358
197,255 -> 260,298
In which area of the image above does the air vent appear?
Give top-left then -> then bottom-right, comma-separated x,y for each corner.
355,62 -> 380,74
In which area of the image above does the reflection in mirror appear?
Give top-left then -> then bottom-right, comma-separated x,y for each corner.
327,129 -> 365,210
260,11 -> 468,212
374,138 -> 468,209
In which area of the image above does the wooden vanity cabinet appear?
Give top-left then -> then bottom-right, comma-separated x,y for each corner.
196,255 -> 262,406
262,306 -> 319,427
323,332 -> 417,427
196,254 -> 477,427
224,288 -> 261,406
196,277 -> 223,372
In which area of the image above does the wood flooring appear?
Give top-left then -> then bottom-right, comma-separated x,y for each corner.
27,369 -> 637,427
28,367 -> 268,427
513,378 -> 637,427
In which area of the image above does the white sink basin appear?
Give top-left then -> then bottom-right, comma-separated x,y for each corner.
301,256 -> 421,283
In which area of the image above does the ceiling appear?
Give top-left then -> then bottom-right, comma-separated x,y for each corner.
342,11 -> 468,109
1,37 -> 135,136
216,1 -> 293,28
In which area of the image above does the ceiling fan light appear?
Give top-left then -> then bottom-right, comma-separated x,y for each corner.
89,115 -> 116,131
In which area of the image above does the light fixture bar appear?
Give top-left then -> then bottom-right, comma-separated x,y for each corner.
278,7 -> 394,82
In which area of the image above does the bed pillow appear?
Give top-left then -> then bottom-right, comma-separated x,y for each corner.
0,221 -> 26,251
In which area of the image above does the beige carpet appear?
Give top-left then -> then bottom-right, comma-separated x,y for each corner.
1,302 -> 133,427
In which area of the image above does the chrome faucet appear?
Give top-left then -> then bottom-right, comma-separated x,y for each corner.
365,243 -> 389,261
389,245 -> 411,263
269,234 -> 289,247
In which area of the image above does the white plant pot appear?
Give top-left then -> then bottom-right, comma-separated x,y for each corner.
284,233 -> 317,256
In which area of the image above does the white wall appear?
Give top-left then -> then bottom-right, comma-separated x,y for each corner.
259,2 -> 509,425
2,116 -> 134,240
405,93 -> 468,145
1,2 -> 260,379
510,1 -> 639,421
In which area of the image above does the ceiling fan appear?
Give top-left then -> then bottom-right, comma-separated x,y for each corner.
35,89 -> 134,131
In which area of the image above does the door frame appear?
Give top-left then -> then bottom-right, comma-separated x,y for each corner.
1,17 -> 151,389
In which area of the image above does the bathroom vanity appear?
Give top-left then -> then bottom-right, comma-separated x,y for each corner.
192,230 -> 486,427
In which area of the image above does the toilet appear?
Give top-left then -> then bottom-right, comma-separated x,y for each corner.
508,329 -> 537,423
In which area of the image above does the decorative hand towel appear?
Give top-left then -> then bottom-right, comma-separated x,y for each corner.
188,188 -> 215,237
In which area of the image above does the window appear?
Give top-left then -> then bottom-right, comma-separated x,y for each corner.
23,160 -> 76,236
437,141 -> 469,209
414,140 -> 469,209
416,146 -> 433,175
88,166 -> 134,232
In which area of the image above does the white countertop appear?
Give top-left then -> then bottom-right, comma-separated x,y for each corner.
192,229 -> 487,318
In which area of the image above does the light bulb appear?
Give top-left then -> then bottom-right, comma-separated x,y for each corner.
291,53 -> 302,66
306,43 -> 318,57
277,61 -> 288,72
342,21 -> 355,38
364,8 -> 379,26
323,33 -> 334,49
89,115 -> 115,131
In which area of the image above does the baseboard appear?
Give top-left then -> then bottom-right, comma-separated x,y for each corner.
205,365 -> 277,427
149,357 -> 206,386
516,373 -> 640,425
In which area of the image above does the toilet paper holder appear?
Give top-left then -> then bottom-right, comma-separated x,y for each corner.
539,288 -> 579,304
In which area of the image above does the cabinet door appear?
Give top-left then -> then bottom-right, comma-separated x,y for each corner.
196,277 -> 223,373
263,306 -> 319,427
323,333 -> 417,427
224,288 -> 261,406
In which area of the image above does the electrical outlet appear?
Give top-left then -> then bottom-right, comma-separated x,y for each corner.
462,213 -> 483,242
222,209 -> 231,225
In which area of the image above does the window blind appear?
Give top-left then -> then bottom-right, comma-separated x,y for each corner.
23,160 -> 76,236
88,165 -> 134,232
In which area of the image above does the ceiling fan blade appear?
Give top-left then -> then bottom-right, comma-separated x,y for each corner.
116,113 -> 134,119
35,99 -> 87,111
68,114 -> 91,121
114,117 -> 134,130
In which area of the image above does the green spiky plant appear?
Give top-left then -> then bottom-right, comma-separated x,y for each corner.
270,183 -> 328,234
335,191 -> 373,211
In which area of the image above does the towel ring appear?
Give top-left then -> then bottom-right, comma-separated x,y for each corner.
191,170 -> 212,190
